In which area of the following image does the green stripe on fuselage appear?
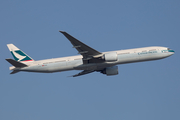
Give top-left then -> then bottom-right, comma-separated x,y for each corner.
168,50 -> 175,53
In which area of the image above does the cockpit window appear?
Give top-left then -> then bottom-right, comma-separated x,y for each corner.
167,48 -> 171,50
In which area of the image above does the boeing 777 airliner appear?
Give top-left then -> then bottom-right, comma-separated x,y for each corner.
6,31 -> 175,77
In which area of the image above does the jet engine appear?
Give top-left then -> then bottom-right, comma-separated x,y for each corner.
101,66 -> 118,76
103,52 -> 117,62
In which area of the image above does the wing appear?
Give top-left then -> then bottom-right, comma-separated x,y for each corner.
59,31 -> 102,60
70,70 -> 95,77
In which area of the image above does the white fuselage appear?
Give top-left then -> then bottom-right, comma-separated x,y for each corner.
11,46 -> 174,73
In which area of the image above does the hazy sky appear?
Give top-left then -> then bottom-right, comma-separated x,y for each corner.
0,0 -> 180,120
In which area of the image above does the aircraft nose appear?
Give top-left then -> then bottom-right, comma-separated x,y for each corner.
169,49 -> 175,53
169,49 -> 175,55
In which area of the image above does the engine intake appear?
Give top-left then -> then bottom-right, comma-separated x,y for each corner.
103,52 -> 117,62
101,66 -> 118,76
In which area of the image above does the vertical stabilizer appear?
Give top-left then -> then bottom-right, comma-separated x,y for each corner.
7,44 -> 34,62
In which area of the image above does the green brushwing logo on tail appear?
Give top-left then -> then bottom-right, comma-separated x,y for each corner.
11,50 -> 33,62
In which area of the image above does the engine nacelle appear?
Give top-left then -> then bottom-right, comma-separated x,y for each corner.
103,52 -> 117,62
101,66 -> 118,76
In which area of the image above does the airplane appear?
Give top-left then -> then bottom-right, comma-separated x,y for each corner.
6,31 -> 175,77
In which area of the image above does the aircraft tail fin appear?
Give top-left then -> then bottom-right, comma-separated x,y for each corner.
7,44 -> 34,62
6,58 -> 27,68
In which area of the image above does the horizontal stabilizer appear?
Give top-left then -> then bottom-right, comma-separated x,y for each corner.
10,70 -> 20,74
6,58 -> 27,67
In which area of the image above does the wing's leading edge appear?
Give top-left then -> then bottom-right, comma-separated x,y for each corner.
71,70 -> 95,77
59,31 -> 102,60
